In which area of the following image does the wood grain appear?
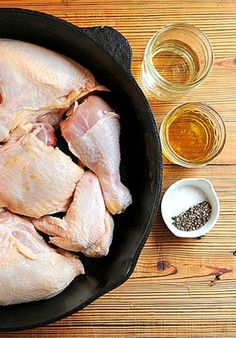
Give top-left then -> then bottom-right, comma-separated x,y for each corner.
1,1 -> 236,337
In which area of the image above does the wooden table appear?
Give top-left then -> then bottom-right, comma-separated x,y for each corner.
1,1 -> 236,337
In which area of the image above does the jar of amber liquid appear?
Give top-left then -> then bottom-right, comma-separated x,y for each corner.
160,102 -> 226,167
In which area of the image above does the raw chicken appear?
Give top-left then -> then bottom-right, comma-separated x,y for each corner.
32,123 -> 57,146
0,126 -> 83,218
61,95 -> 132,215
0,39 -> 105,142
33,171 -> 114,257
7,122 -> 57,146
0,211 -> 84,306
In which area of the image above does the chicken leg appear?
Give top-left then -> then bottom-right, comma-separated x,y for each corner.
61,95 -> 132,214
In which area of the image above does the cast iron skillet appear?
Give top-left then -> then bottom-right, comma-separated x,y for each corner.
0,8 -> 162,331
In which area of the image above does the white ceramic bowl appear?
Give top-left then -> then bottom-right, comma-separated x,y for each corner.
161,178 -> 220,238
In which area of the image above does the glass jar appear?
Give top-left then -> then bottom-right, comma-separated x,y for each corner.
160,102 -> 226,167
141,23 -> 214,101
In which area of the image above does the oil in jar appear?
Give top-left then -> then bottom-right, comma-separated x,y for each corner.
166,105 -> 216,163
152,40 -> 200,86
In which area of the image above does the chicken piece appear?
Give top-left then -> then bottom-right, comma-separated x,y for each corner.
3,123 -> 33,145
61,95 -> 132,215
0,39 -> 106,142
82,211 -> 114,257
0,211 -> 84,306
37,111 -> 65,127
32,123 -> 57,146
0,126 -> 83,218
33,171 -> 114,257
7,122 -> 57,146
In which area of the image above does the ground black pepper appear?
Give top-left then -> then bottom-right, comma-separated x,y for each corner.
172,201 -> 212,231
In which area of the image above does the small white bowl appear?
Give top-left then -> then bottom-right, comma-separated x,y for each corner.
161,178 -> 220,238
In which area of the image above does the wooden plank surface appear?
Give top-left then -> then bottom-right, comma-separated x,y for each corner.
1,1 -> 236,337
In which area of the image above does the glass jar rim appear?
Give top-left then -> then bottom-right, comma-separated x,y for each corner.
144,23 -> 214,92
160,102 -> 226,168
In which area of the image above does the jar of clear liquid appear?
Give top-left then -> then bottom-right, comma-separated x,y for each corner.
141,23 -> 214,101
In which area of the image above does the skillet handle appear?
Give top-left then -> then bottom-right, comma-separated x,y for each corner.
79,26 -> 132,72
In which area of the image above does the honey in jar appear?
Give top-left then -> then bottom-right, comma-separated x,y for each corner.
160,102 -> 226,167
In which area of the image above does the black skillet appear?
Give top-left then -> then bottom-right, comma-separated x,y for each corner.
0,8 -> 162,331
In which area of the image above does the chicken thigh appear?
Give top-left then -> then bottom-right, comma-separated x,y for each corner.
33,171 -> 114,257
0,125 -> 83,218
61,95 -> 132,215
0,211 -> 84,306
0,39 -> 105,142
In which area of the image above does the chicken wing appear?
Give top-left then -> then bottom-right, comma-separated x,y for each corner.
33,171 -> 114,257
